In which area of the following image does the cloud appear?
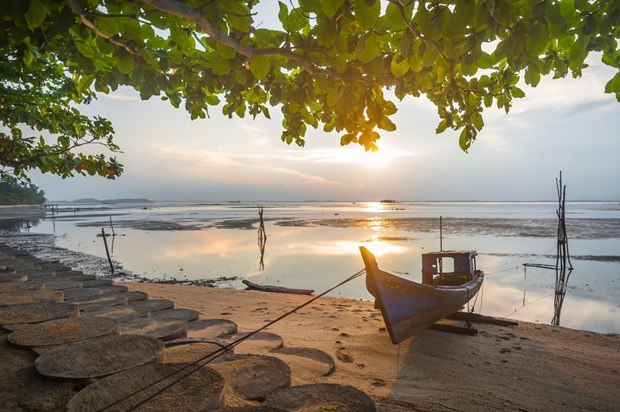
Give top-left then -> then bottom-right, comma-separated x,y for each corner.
155,144 -> 346,187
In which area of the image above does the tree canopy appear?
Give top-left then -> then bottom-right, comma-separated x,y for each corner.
1,0 -> 618,182
0,178 -> 46,204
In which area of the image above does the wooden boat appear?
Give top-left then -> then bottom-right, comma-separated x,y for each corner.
242,279 -> 314,295
359,246 -> 484,344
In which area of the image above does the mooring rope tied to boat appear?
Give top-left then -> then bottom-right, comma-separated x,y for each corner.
97,267 -> 367,412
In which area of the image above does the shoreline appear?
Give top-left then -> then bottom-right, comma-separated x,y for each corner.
2,229 -> 620,336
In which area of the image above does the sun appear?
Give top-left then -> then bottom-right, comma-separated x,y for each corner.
363,150 -> 390,169
361,147 -> 414,169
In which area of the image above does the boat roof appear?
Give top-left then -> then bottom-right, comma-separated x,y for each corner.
421,250 -> 477,258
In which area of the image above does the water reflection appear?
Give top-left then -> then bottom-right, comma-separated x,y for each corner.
257,206 -> 267,271
362,202 -> 389,214
552,268 -> 573,326
0,218 -> 42,232
3,201 -> 619,334
368,217 -> 385,231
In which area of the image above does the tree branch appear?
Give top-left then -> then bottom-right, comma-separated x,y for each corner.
141,0 -> 256,56
64,0 -> 137,56
140,0 -> 340,78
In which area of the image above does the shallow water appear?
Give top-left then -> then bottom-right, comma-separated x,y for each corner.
3,201 -> 620,334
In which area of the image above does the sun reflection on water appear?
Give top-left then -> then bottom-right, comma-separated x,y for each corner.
368,217 -> 385,231
362,202 -> 388,213
337,236 -> 407,257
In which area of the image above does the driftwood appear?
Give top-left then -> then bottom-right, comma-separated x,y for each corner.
429,323 -> 478,335
242,279 -> 314,295
447,312 -> 519,327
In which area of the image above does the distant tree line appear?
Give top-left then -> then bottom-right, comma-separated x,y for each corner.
0,179 -> 46,205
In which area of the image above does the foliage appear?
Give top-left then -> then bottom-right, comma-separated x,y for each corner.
0,178 -> 46,204
1,0 -> 618,180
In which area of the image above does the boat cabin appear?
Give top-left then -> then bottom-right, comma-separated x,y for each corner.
421,250 -> 478,286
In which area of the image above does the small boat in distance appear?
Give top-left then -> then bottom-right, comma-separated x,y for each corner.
242,279 -> 314,295
359,246 -> 484,344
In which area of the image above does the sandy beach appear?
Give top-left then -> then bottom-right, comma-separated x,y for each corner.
118,283 -> 619,411
1,280 -> 619,411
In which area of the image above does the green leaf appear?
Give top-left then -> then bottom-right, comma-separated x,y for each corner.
472,113 -> 484,131
384,2 -> 407,31
390,54 -> 409,77
23,48 -> 34,66
527,24 -> 549,57
216,42 -> 236,60
422,45 -> 439,68
95,17 -> 120,37
355,0 -> 380,30
278,2 -> 289,25
512,87 -> 525,98
604,72 -> 620,94
209,53 -> 231,75
356,33 -> 379,63
25,0 -> 48,30
117,50 -> 134,74
559,0 -> 575,18
76,74 -> 95,95
379,117 -> 396,132
319,0 -> 345,19
316,17 -> 337,46
219,2 -> 252,32
459,127 -> 472,152
568,36 -> 587,70
298,0 -> 322,14
170,25 -> 189,49
436,119 -> 448,134
75,41 -> 95,59
452,0 -> 475,32
249,55 -> 271,80
204,93 -> 220,105
524,66 -> 541,87
483,94 -> 493,108
279,3 -> 308,32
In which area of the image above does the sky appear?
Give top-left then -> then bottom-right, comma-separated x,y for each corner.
28,21 -> 620,202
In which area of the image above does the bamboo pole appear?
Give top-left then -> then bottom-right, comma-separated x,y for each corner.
101,228 -> 114,274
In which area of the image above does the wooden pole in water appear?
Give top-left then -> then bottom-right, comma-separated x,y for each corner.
440,216 -> 443,251
257,205 -> 267,270
109,217 -> 115,237
101,228 -> 114,274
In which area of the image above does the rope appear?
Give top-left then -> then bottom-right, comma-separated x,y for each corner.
484,245 -> 557,276
98,267 -> 367,412
504,293 -> 554,318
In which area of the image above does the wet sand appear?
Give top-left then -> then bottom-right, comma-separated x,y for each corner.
119,283 -> 619,411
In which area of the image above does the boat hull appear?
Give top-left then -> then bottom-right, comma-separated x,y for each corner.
360,246 -> 483,344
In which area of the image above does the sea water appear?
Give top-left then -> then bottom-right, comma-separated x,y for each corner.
5,201 -> 620,334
